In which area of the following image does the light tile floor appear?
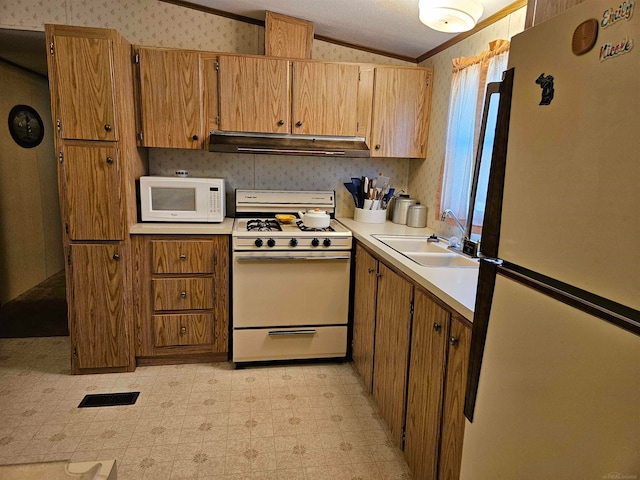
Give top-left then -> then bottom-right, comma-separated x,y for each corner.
0,337 -> 413,479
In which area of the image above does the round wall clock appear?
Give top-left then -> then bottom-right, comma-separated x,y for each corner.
8,104 -> 44,148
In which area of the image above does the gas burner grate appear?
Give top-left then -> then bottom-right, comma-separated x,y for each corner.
296,220 -> 335,232
247,219 -> 282,232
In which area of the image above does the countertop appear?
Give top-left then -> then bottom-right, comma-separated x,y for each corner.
130,217 -> 234,235
338,218 -> 479,321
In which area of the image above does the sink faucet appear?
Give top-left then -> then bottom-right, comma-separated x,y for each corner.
441,209 -> 466,239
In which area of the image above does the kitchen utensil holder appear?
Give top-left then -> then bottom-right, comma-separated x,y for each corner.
354,208 -> 387,224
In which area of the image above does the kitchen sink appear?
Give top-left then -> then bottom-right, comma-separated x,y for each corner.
373,235 -> 452,253
373,235 -> 479,268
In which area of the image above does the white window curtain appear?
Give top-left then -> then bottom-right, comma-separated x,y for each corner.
441,62 -> 482,222
439,41 -> 510,231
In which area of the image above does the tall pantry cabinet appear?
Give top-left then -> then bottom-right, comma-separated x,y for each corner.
45,24 -> 147,374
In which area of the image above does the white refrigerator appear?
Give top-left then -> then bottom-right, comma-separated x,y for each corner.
460,0 -> 640,478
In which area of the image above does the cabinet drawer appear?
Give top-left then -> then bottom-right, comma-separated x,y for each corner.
152,278 -> 214,311
233,326 -> 347,362
153,313 -> 213,347
152,240 -> 215,274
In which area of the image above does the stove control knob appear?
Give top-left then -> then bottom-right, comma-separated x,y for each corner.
254,238 -> 263,248
289,238 -> 298,247
267,238 -> 276,248
311,238 -> 320,247
323,238 -> 332,247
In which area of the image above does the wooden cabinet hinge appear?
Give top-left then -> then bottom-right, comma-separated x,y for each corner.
401,428 -> 406,450
73,347 -> 77,358
58,151 -> 63,164
133,50 -> 140,64
67,254 -> 72,265
216,115 -> 220,125
138,131 -> 144,142
49,41 -> 54,55
215,60 -> 219,71
65,223 -> 69,234
56,119 -> 61,133
410,299 -> 414,316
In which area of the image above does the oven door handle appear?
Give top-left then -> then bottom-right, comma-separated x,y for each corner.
235,255 -> 350,262
268,329 -> 317,336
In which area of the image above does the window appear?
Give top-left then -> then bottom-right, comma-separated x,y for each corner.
439,41 -> 510,238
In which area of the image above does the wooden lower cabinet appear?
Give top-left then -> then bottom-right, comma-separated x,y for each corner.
438,314 -> 472,480
404,288 -> 450,480
372,262 -> 414,448
404,291 -> 472,480
132,235 -> 229,364
68,243 -> 133,372
352,241 -> 473,480
352,244 -> 379,392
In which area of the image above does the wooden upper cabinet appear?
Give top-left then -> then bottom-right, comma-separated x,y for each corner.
218,55 -> 291,133
265,11 -> 314,59
62,144 -> 125,241
51,34 -> 118,141
292,61 -> 360,137
371,66 -> 433,158
525,0 -> 586,27
136,47 -> 203,149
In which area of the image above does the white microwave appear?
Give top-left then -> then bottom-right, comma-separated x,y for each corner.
139,176 -> 225,223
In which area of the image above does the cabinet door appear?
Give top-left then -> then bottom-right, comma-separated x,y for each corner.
438,315 -> 472,480
292,61 -> 360,136
218,55 -> 290,133
137,47 -> 203,149
373,263 -> 413,447
370,67 -> 432,158
52,34 -> 118,141
265,11 -> 314,59
62,144 -> 125,241
352,244 -> 378,392
70,244 -> 129,370
404,289 -> 451,480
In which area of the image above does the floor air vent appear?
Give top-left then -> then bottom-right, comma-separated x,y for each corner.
78,392 -> 139,408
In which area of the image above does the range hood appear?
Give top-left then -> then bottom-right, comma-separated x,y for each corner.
208,131 -> 370,157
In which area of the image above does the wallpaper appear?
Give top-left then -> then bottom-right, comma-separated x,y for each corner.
411,7 -> 527,235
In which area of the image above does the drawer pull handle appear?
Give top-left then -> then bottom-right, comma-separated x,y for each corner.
268,329 -> 317,336
449,336 -> 458,346
180,327 -> 187,334
180,254 -> 187,260
368,267 -> 375,274
433,322 -> 441,332
180,291 -> 187,298
104,124 -> 112,132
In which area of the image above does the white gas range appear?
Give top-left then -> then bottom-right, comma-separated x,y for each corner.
231,190 -> 352,365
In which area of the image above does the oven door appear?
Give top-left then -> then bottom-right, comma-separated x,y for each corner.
232,250 -> 351,362
232,250 -> 351,328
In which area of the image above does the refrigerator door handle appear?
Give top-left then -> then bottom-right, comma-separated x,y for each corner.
465,80 -> 501,255
478,67 -> 515,259
464,258 -> 498,422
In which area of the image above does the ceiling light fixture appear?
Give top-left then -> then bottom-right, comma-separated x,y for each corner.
418,0 -> 484,33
